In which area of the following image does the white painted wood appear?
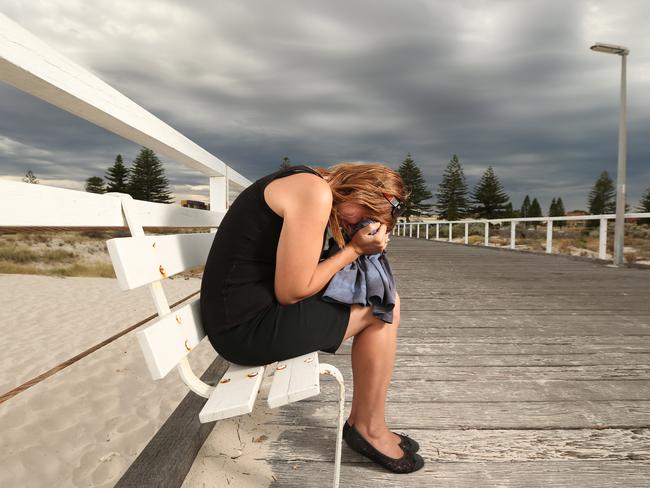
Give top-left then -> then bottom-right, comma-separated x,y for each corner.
425,223 -> 429,240
416,224 -> 420,239
135,299 -> 206,380
198,364 -> 266,423
111,192 -> 214,398
465,222 -> 469,244
448,223 -> 452,242
510,221 -> 517,249
484,221 -> 490,246
546,219 -> 554,253
0,180 -> 224,228
436,223 -> 440,240
599,217 -> 608,259
0,13 -> 250,188
106,233 -> 214,290
267,352 -> 321,409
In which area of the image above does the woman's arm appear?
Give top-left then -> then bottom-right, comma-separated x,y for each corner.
273,176 -> 361,305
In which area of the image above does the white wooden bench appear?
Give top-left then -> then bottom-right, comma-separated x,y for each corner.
106,193 -> 345,488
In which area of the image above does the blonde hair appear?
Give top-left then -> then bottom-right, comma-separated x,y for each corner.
310,162 -> 410,249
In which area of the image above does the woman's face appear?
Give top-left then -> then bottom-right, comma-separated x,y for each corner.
335,202 -> 368,234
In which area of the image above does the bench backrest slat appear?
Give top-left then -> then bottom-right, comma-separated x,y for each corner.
106,233 -> 214,290
136,298 -> 206,380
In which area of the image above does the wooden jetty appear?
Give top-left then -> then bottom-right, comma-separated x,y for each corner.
266,236 -> 650,487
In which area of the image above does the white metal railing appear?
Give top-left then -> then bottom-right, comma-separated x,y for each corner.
393,213 -> 650,262
0,12 -> 251,222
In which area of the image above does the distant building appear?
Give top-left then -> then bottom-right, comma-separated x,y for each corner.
566,210 -> 589,227
180,199 -> 210,210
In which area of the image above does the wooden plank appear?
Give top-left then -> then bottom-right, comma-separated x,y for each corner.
268,352 -> 320,408
198,364 -> 265,423
306,378 -> 650,403
268,400 -> 650,429
265,425 -> 650,463
268,461 -> 650,488
0,14 -> 250,187
115,356 -> 229,488
107,233 -> 215,290
0,180 -> 224,228
136,299 -> 205,380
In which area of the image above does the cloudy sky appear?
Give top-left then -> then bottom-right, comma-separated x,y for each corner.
1,0 -> 649,212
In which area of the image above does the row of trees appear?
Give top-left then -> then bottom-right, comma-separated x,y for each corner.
85,148 -> 174,203
393,153 -> 650,224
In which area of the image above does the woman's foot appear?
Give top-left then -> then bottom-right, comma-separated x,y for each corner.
344,420 -> 420,453
343,423 -> 425,474
353,423 -> 404,458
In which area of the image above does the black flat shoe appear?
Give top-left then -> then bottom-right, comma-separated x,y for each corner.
344,421 -> 420,453
343,422 -> 425,474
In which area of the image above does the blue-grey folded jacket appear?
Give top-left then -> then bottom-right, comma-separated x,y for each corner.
321,219 -> 396,323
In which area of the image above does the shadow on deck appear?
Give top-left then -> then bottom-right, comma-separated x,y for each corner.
268,237 -> 650,487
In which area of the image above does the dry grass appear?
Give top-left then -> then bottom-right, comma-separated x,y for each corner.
0,228 -> 209,278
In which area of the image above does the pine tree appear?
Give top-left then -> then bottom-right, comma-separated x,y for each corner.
503,202 -> 516,218
279,157 -> 291,170
470,166 -> 510,219
85,176 -> 106,194
529,197 -> 543,228
397,153 -> 433,221
637,186 -> 650,225
520,195 -> 531,218
588,171 -> 616,214
127,147 -> 174,203
587,171 -> 616,227
435,154 -> 470,220
552,197 -> 567,227
549,197 -> 557,217
23,170 -> 39,184
105,154 -> 130,193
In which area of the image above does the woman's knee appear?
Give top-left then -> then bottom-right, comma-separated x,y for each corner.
342,291 -> 401,340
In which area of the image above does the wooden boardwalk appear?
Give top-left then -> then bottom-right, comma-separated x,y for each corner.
267,236 -> 650,487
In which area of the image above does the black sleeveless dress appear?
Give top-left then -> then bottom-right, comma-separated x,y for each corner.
200,165 -> 351,366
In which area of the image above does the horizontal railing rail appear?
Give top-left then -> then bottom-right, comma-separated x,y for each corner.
393,213 -> 650,262
0,12 -> 252,216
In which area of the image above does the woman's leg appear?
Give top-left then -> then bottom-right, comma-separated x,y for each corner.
341,292 -> 403,458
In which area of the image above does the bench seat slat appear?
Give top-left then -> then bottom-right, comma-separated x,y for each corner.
199,364 -> 265,423
267,352 -> 320,409
106,233 -> 215,290
136,299 -> 205,380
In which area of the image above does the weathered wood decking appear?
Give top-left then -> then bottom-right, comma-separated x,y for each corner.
268,237 -> 650,487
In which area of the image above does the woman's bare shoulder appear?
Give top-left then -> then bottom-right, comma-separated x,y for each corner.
264,173 -> 331,218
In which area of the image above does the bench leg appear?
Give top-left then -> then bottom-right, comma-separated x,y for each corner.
319,363 -> 345,488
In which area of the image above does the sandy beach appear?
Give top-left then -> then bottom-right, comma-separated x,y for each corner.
0,273 -> 273,487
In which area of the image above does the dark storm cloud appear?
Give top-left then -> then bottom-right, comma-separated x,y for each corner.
0,0 -> 649,210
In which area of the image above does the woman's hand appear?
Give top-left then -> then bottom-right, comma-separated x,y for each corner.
349,222 -> 389,255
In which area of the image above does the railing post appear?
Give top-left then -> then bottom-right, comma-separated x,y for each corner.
425,223 -> 429,240
436,224 -> 439,240
209,172 -> 228,233
448,223 -> 452,242
416,223 -> 420,239
546,219 -> 553,254
464,222 -> 469,244
484,221 -> 489,246
599,217 -> 608,260
510,221 -> 517,249
409,223 -> 413,238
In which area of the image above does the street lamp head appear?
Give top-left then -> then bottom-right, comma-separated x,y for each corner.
590,42 -> 629,56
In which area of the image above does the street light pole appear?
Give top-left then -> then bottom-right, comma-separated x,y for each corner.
590,42 -> 629,267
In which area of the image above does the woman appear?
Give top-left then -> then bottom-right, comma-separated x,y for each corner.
200,163 -> 424,473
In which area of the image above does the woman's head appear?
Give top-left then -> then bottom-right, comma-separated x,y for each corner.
312,162 -> 410,249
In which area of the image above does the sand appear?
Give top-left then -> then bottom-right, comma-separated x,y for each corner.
0,273 -> 274,487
